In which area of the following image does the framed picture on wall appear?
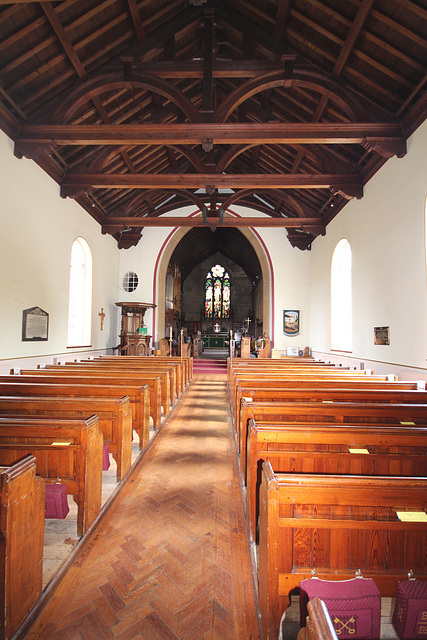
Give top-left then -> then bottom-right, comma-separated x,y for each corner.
374,326 -> 390,345
283,310 -> 300,336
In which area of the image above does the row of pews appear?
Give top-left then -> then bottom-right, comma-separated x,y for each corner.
0,354 -> 192,639
227,356 -> 427,640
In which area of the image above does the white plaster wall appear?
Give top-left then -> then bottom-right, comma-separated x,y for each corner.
229,210 -> 312,352
117,207 -> 196,340
310,120 -> 427,376
0,131 -> 119,369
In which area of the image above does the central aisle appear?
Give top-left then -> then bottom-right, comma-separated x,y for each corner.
26,372 -> 262,640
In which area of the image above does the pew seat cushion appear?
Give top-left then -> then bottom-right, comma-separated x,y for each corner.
45,482 -> 70,519
300,576 -> 381,640
392,579 -> 427,639
103,444 -> 110,471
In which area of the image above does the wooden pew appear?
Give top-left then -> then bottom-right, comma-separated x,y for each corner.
66,357 -> 181,401
258,461 -> 427,640
228,371 -> 396,419
0,377 -> 150,451
239,399 -> 427,472
0,395 -> 132,482
40,365 -> 169,423
0,455 -> 45,640
297,598 -> 339,640
227,357 -> 331,378
95,354 -> 193,387
232,378 -> 423,431
101,354 -> 193,384
0,416 -> 103,536
246,418 -> 427,540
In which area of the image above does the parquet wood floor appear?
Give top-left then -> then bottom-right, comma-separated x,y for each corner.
25,372 -> 262,640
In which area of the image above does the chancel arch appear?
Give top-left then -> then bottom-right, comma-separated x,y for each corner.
154,212 -> 272,346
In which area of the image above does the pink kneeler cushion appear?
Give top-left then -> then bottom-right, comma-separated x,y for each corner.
45,483 -> 70,519
300,576 -> 381,639
103,444 -> 110,470
393,580 -> 427,639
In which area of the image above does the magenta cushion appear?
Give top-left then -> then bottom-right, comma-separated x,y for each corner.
45,482 -> 70,519
393,580 -> 427,639
102,444 -> 110,470
300,577 -> 381,639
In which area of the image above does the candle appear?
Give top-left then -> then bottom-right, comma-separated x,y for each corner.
169,326 -> 172,339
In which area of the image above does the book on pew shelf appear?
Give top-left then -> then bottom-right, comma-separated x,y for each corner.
396,512 -> 427,522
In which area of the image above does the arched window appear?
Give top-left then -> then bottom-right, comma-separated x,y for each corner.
67,237 -> 92,346
331,238 -> 352,351
204,264 -> 231,318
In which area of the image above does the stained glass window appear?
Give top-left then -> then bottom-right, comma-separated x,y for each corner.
204,264 -> 230,318
205,272 -> 213,317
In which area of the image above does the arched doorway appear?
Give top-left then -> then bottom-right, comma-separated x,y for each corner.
154,212 -> 273,346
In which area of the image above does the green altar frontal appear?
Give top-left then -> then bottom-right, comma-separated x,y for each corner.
202,332 -> 230,349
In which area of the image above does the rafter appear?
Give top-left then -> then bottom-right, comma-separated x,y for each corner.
126,0 -> 145,44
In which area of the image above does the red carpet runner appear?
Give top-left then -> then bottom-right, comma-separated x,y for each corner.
193,359 -> 227,374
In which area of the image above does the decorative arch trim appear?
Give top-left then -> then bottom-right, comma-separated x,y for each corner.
52,72 -> 201,124
215,69 -> 370,123
152,209 -> 274,345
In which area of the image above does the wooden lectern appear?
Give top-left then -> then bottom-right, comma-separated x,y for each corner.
116,302 -> 156,355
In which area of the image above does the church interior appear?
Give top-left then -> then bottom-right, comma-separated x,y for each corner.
0,1 -> 426,639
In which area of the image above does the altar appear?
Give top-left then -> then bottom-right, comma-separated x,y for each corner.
202,332 -> 230,349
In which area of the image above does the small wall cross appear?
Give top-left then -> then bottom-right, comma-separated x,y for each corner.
99,307 -> 106,330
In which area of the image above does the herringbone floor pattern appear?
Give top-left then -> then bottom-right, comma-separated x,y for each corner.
25,373 -> 261,640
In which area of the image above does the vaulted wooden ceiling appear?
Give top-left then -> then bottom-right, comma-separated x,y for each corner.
1,0 -> 426,253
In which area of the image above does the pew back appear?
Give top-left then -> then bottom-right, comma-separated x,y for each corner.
0,377 -> 150,450
34,366 -> 165,425
0,455 -> 45,640
239,400 -> 427,471
258,461 -> 427,640
246,419 -> 427,540
0,415 -> 103,536
0,395 -> 132,481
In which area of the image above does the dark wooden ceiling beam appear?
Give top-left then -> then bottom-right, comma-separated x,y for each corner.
61,172 -> 363,200
16,122 -> 405,147
41,3 -> 86,79
202,7 -> 215,121
333,0 -> 374,78
101,216 -> 326,232
103,60 -> 295,78
40,2 -> 139,177
126,0 -> 145,44
273,0 -> 291,42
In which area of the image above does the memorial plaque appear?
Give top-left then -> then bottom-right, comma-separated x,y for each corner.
22,307 -> 49,341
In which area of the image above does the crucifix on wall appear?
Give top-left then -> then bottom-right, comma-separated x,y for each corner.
99,308 -> 106,330
214,322 -> 220,333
